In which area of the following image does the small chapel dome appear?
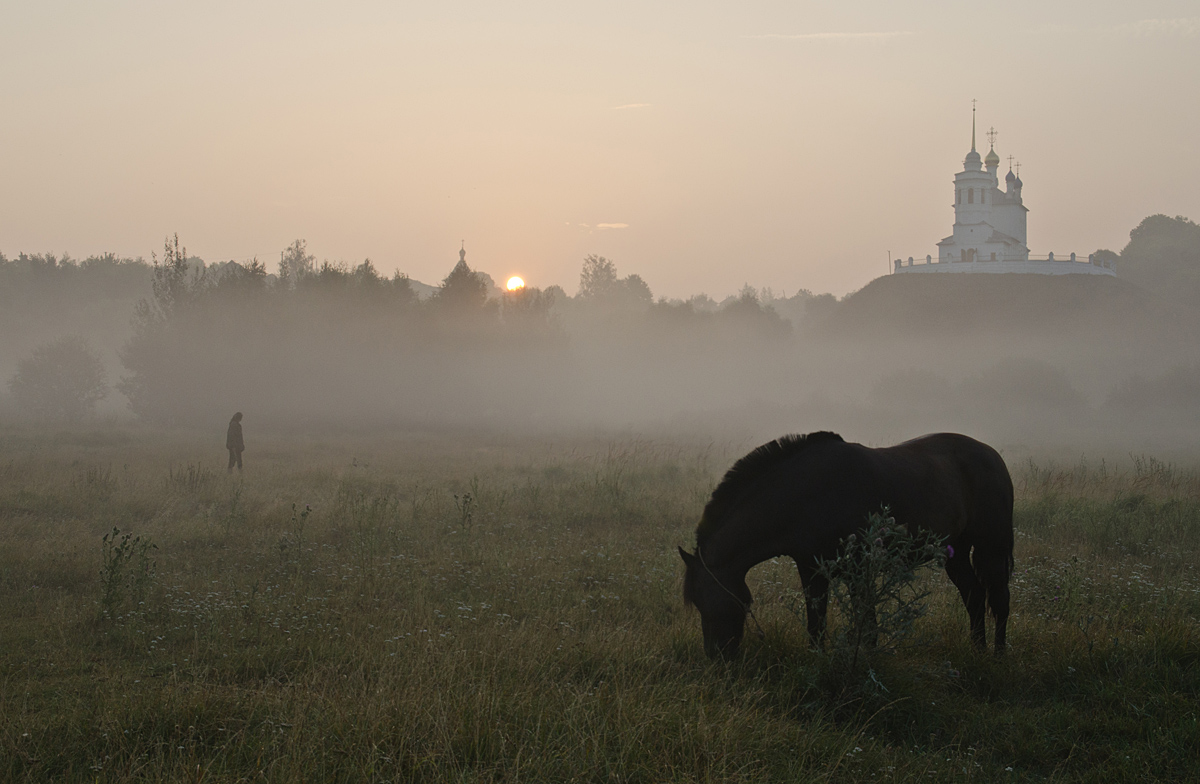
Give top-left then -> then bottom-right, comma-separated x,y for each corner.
1015,174 -> 1023,188
984,147 -> 1000,167
1005,169 -> 1016,183
963,148 -> 983,170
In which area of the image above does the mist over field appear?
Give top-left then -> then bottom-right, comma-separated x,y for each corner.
5,2 -> 1200,779
2,214 -> 1199,454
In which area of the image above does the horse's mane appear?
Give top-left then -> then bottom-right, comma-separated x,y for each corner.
696,431 -> 844,547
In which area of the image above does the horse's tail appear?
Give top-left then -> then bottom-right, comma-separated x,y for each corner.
974,466 -> 1015,619
964,446 -> 1015,602
1001,465 -> 1015,579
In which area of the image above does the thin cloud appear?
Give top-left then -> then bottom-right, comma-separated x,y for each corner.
743,31 -> 913,41
597,223 -> 629,230
612,103 -> 651,110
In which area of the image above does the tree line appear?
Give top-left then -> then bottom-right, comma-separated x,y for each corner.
3,237 -> 811,424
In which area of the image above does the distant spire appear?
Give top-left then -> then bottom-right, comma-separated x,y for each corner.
971,99 -> 977,151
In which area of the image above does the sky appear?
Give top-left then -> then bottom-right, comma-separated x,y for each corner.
1,1 -> 1197,298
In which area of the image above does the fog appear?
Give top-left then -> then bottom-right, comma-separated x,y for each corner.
2,217 -> 1199,455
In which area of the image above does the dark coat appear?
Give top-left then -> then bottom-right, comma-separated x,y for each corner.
226,419 -> 244,451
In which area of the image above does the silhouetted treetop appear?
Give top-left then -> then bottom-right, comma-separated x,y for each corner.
576,255 -> 653,308
1117,214 -> 1200,303
578,255 -> 619,299
279,239 -> 316,286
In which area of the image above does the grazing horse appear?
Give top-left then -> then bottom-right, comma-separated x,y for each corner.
679,432 -> 1013,658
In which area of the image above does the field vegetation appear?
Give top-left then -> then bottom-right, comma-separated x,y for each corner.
1,425 -> 1197,782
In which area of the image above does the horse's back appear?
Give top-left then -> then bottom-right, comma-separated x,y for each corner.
707,431 -> 1012,563
886,433 -> 1014,556
852,433 -> 1010,539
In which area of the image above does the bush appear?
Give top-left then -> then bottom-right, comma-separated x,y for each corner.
8,336 -> 109,422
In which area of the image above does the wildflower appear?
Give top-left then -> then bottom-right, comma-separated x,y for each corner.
947,545 -> 955,558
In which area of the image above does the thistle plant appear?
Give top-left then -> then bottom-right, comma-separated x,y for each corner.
99,527 -> 157,620
813,508 -> 947,672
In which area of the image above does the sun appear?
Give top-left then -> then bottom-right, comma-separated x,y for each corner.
506,276 -> 525,291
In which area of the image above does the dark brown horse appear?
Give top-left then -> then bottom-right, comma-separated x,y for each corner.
679,432 -> 1013,658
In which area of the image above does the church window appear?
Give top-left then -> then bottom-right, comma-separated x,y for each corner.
968,188 -> 974,204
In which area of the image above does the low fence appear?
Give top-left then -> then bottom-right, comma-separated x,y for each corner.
892,252 -> 1116,276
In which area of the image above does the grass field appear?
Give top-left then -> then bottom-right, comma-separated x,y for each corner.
1,425 -> 1198,782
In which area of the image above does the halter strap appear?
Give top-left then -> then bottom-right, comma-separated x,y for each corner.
696,546 -> 766,641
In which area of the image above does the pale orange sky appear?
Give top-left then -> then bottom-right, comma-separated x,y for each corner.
1,2 -> 1197,297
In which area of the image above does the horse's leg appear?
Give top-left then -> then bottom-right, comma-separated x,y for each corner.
945,545 -> 987,650
797,562 -> 829,648
974,548 -> 1011,654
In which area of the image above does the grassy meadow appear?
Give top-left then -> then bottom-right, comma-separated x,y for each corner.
1,425 -> 1198,782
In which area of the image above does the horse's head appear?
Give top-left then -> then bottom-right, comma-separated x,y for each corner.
679,545 -> 752,659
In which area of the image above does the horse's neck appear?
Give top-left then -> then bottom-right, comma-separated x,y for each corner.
703,517 -> 779,576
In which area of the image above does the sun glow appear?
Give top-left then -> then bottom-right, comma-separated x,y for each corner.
506,276 -> 525,291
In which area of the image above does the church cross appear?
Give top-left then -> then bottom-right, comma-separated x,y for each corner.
1015,162 -> 1021,178
987,126 -> 998,147
1007,154 -> 1014,169
971,99 -> 977,149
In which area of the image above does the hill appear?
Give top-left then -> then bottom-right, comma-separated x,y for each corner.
822,272 -> 1176,339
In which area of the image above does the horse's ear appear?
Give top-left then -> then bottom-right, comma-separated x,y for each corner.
678,545 -> 698,566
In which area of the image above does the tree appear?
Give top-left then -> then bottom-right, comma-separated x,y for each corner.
502,285 -> 556,328
279,239 -> 316,287
1116,214 -> 1200,303
717,285 -> 790,338
119,235 -> 205,421
142,234 -> 205,323
9,336 -> 109,422
622,273 -> 653,305
577,256 -> 653,309
578,255 -> 619,299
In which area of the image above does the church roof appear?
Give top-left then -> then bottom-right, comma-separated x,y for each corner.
985,228 -> 1025,247
937,222 -> 1027,249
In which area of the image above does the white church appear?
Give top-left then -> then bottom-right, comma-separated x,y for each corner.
894,109 -> 1114,276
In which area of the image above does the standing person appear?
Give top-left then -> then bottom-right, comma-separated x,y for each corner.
226,412 -> 244,473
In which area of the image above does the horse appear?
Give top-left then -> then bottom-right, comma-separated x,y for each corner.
679,432 -> 1013,659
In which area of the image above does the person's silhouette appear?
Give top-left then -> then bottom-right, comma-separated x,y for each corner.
226,412 -> 244,473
